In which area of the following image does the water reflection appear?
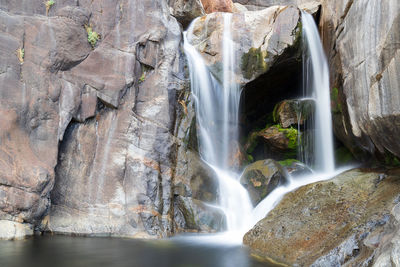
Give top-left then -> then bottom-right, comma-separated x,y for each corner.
0,235 -> 269,267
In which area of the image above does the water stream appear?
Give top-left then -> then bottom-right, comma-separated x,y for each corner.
299,12 -> 335,173
184,11 -> 339,243
252,11 -> 338,224
184,14 -> 253,243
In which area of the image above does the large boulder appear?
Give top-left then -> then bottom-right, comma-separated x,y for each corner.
372,171 -> 400,266
259,126 -> 298,151
240,159 -> 288,205
320,0 -> 400,161
186,5 -> 302,85
244,168 -> 400,266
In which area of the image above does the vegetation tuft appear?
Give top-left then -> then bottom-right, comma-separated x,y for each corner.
85,25 -> 100,48
45,0 -> 55,16
16,48 -> 24,64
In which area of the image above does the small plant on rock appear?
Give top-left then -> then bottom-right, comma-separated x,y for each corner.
85,25 -> 100,48
139,72 -> 146,83
45,0 -> 55,16
16,48 -> 24,64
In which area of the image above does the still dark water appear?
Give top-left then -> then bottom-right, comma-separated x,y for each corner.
0,235 -> 270,267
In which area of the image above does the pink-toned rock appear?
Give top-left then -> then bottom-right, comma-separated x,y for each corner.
201,0 -> 233,13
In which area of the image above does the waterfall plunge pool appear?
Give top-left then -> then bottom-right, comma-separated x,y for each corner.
0,235 -> 273,267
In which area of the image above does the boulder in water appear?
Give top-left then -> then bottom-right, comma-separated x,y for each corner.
240,159 -> 288,206
280,160 -> 313,177
243,168 -> 400,266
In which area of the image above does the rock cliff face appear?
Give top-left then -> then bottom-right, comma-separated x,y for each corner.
320,0 -> 400,162
0,0 -> 225,239
46,0 -> 186,239
0,5 -> 92,239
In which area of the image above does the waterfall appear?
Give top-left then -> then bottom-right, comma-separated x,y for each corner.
184,14 -> 253,242
300,12 -> 335,173
252,12 -> 338,225
183,11 -> 339,243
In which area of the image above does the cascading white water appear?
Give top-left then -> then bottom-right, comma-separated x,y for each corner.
300,12 -> 335,173
184,10 -> 340,243
251,12 -> 338,225
184,14 -> 253,242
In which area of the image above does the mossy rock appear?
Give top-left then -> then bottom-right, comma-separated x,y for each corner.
260,125 -> 298,151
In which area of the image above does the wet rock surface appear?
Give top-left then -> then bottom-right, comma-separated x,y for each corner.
240,159 -> 288,206
274,99 -> 314,128
46,0 -> 185,238
174,196 -> 226,232
244,168 -> 400,266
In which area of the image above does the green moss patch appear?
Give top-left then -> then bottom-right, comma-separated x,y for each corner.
273,124 -> 298,150
331,87 -> 342,114
278,159 -> 299,167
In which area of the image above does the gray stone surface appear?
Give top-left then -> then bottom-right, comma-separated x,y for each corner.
320,0 -> 400,160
